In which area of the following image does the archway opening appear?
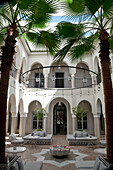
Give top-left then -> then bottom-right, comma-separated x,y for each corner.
53,102 -> 67,135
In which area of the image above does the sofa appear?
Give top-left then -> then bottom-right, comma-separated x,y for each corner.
23,131 -> 52,145
75,156 -> 113,170
67,131 -> 97,146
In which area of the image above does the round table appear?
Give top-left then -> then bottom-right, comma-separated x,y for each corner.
6,146 -> 26,156
94,148 -> 106,155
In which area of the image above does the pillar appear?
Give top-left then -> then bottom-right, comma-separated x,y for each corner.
6,112 -> 8,133
72,115 -> 76,133
104,114 -> 106,136
44,74 -> 48,88
19,113 -> 27,136
71,74 -> 75,88
43,115 -> 47,131
11,112 -> 17,134
93,114 -> 100,137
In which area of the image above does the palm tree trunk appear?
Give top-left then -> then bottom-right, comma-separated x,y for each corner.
0,23 -> 18,164
0,62 -> 12,163
99,29 -> 113,164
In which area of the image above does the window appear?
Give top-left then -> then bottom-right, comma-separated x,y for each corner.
77,112 -> 87,130
32,112 -> 43,130
35,73 -> 44,88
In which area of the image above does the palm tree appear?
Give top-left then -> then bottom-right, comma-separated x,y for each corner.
54,0 -> 113,164
0,0 -> 58,164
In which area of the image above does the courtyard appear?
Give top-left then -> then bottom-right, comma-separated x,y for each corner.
6,135 -> 105,170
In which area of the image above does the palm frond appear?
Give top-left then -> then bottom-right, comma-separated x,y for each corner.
54,39 -> 76,62
56,22 -> 84,40
26,30 -> 60,55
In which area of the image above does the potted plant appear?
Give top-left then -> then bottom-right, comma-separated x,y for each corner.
34,108 -> 47,130
72,106 -> 86,131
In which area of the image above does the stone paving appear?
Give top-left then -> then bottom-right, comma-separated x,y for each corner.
7,135 -> 105,170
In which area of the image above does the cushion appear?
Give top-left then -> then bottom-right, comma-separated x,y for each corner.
9,134 -> 16,142
10,161 -> 19,170
83,132 -> 88,137
99,162 -> 110,170
12,139 -> 24,145
33,131 -> 47,137
93,157 -> 100,170
16,157 -> 24,170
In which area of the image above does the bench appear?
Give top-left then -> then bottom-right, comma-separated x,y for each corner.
23,133 -> 52,145
75,156 -> 113,170
67,134 -> 97,146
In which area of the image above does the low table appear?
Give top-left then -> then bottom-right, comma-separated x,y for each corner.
6,146 -> 26,156
94,148 -> 106,155
50,146 -> 70,157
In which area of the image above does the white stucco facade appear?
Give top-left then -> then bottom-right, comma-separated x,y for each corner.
6,38 -> 106,138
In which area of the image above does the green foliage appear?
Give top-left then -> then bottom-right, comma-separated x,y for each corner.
72,106 -> 86,122
34,108 -> 47,121
26,30 -> 60,55
36,129 -> 43,131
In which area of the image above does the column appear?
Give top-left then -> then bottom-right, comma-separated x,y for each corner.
6,112 -> 8,133
104,114 -> 106,136
72,115 -> 76,133
44,74 -> 48,88
19,113 -> 27,136
11,112 -> 17,134
43,115 -> 47,131
71,74 -> 75,88
93,114 -> 100,137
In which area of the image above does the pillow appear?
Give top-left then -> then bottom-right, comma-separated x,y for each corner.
9,134 -> 16,142
99,162 -> 110,170
93,157 -> 100,170
83,132 -> 88,137
10,161 -> 19,170
42,131 -> 47,137
40,131 -> 44,137
33,131 -> 40,136
16,157 -> 24,170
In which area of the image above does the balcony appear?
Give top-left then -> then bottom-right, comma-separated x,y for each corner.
21,66 -> 100,89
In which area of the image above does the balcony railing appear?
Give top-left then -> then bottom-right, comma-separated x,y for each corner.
22,66 -> 101,89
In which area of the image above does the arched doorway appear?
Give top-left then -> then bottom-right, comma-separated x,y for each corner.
53,102 -> 67,135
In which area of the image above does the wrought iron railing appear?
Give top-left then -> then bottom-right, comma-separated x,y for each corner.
21,66 -> 101,89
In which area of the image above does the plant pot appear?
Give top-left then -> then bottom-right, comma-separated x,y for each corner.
0,156 -> 24,170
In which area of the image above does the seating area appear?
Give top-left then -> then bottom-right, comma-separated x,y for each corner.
2,156 -> 43,170
23,131 -> 52,145
75,156 -> 113,170
66,131 -> 97,146
9,134 -> 24,149
5,134 -> 110,170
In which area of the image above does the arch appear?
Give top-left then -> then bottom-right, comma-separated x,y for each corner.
94,56 -> 100,74
47,97 -> 72,134
25,100 -> 42,134
28,63 -> 44,88
53,102 -> 67,135
49,62 -> 71,88
97,99 -> 103,114
8,94 -> 16,113
75,62 -> 92,89
77,100 -> 94,134
7,94 -> 16,134
97,99 -> 105,135
30,62 -> 44,70
19,98 -> 24,114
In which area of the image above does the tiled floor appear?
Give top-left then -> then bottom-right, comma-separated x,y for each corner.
6,135 -> 104,170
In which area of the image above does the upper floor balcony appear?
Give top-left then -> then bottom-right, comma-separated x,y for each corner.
20,65 -> 101,89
